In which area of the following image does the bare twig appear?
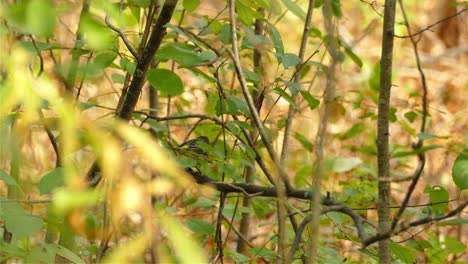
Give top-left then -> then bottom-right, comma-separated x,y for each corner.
105,15 -> 141,61
363,201 -> 468,248
38,110 -> 61,167
288,203 -> 367,260
394,7 -> 468,39
226,0 -> 290,190
227,1 -> 290,261
280,0 -> 315,168
391,0 -> 430,232
29,35 -> 44,78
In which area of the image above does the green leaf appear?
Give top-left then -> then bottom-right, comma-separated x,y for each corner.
44,244 -> 86,264
183,0 -> 200,12
267,22 -> 284,55
191,197 -> 216,208
314,0 -> 324,8
156,42 -> 217,66
111,73 -> 126,84
344,46 -> 362,68
389,107 -> 397,122
437,218 -> 468,226
392,144 -> 443,158
252,0 -> 270,9
147,69 -> 183,97
236,0 -> 255,25
284,81 -> 301,96
294,132 -> 313,151
368,63 -> 380,91
225,251 -> 249,263
390,242 -> 416,263
25,246 -> 55,264
80,101 -> 97,110
309,27 -> 322,38
332,157 -> 362,173
404,111 -> 418,122
251,198 -> 271,218
241,67 -> 260,84
6,214 -> 43,239
53,189 -> 100,213
38,167 -> 65,195
279,53 -> 301,69
248,247 -> 277,259
428,186 -> 449,214
273,88 -> 299,110
444,237 -> 466,254
340,123 -> 364,139
331,0 -> 343,18
0,241 -> 27,258
27,0 -> 56,37
300,90 -> 320,110
79,14 -> 114,50
185,219 -> 215,236
0,169 -> 18,186
416,132 -> 449,140
295,165 -> 312,188
129,0 -> 151,8
20,41 -> 64,52
94,51 -> 118,68
282,0 -> 306,20
452,149 -> 468,190
120,57 -> 136,74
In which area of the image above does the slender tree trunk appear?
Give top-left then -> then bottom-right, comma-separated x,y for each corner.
236,11 -> 265,253
377,0 -> 397,263
308,0 -> 339,262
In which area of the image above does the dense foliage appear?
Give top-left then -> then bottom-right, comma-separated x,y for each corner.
0,0 -> 467,263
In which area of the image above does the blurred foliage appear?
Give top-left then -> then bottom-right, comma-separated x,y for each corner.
0,0 -> 467,263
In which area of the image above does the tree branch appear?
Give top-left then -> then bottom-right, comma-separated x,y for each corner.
117,0 -> 178,120
363,201 -> 468,248
105,15 -> 141,61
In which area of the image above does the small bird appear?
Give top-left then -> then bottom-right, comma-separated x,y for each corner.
177,136 -> 210,156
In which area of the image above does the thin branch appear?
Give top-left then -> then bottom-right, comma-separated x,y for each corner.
222,214 -> 255,249
186,168 -> 367,245
308,1 -> 339,262
117,0 -> 178,121
227,2 -> 290,260
29,35 -> 44,78
38,109 -> 61,167
391,0 -> 430,232
105,15 -> 141,61
1,199 -> 52,204
363,201 -> 468,248
394,7 -> 468,39
185,168 -> 467,251
226,0 -> 290,191
288,203 -> 367,260
280,0 -> 315,168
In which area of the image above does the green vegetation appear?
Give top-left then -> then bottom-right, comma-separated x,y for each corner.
0,0 -> 466,263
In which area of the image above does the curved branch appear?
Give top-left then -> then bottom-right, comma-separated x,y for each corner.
288,203 -> 367,260
363,201 -> 468,248
105,15 -> 141,61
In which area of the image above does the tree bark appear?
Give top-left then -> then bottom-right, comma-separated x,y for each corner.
377,0 -> 397,263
